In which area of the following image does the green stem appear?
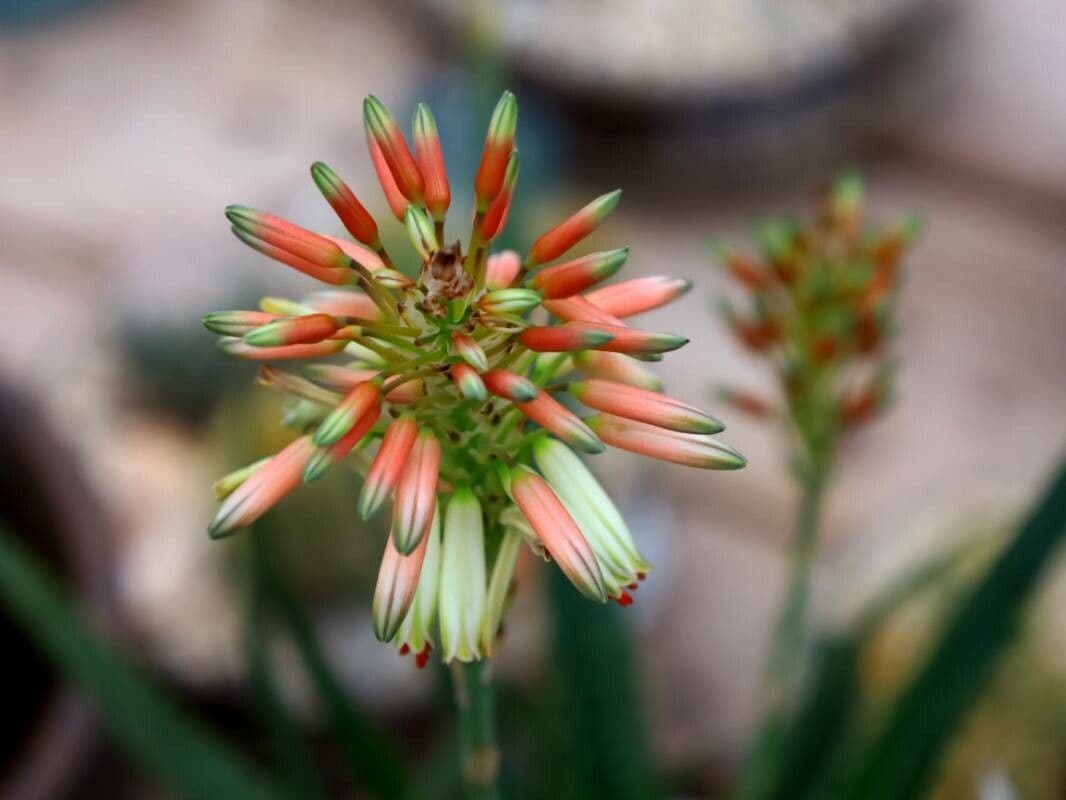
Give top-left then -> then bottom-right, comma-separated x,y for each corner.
735,468 -> 826,800
452,661 -> 500,799
765,470 -> 825,697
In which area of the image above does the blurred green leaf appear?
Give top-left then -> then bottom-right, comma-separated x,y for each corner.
537,568 -> 659,800
260,525 -> 412,800
0,522 -> 291,800
246,528 -> 327,800
834,458 -> 1066,799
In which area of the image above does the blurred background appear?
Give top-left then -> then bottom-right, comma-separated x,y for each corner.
1,0 -> 1065,798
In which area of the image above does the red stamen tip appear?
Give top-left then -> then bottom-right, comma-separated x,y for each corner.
399,644 -> 410,656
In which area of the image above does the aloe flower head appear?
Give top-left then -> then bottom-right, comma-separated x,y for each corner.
205,91 -> 745,665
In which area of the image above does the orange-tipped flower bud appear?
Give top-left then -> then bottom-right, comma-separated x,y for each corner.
303,395 -> 381,482
451,363 -> 487,402
310,162 -> 380,247
587,415 -> 745,470
572,323 -> 688,355
363,95 -> 424,203
542,295 -> 624,326
302,289 -> 380,320
482,369 -> 538,402
412,103 -> 451,222
517,325 -> 615,352
313,380 -> 383,446
529,248 -> 629,299
359,415 -> 419,519
572,351 -> 663,393
570,380 -> 724,434
243,313 -> 340,347
481,148 -> 519,241
585,275 -> 692,318
474,91 -> 518,211
509,466 -> 606,602
527,189 -> 621,267
226,206 -> 354,284
392,431 -> 442,554
368,136 -> 410,221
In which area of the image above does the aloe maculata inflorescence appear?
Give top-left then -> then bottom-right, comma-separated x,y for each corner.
205,91 -> 745,666
712,172 -> 919,479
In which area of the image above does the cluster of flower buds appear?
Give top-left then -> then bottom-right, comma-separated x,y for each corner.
711,173 -> 918,472
205,92 -> 745,665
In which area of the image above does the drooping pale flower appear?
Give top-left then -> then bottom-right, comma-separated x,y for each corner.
205,91 -> 746,665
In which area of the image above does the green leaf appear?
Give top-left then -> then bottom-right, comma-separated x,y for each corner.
260,529 -> 412,800
246,528 -> 327,800
836,459 -> 1066,799
538,568 -> 659,800
0,522 -> 291,800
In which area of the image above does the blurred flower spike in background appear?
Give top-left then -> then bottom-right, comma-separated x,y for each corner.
204,91 -> 746,667
713,172 -> 920,480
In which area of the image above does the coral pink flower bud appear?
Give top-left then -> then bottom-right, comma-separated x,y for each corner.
301,289 -> 380,320
509,466 -> 606,602
517,325 -> 615,352
363,95 -> 424,203
483,371 -> 602,453
392,431 -> 442,554
373,524 -> 433,642
321,236 -> 387,273
481,148 -> 519,241
529,248 -> 629,299
485,250 -> 522,290
313,380 -> 383,446
412,103 -> 451,222
570,380 -> 724,434
358,414 -> 419,520
368,136 -> 410,221
217,338 -> 347,361
310,161 -> 380,247
243,313 -> 340,347
542,295 -> 624,326
587,415 -> 745,469
572,351 -> 663,392
474,91 -> 518,211
527,189 -> 621,267
585,275 -> 692,318
209,436 -> 316,538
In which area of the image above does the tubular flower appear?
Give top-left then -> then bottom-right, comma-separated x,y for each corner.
205,91 -> 745,664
